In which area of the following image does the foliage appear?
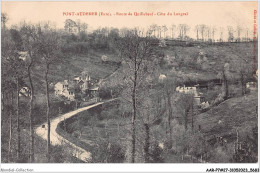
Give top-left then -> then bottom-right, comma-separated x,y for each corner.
232,126 -> 258,163
149,142 -> 164,163
91,139 -> 125,163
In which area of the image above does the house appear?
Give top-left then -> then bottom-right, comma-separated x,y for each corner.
176,85 -> 204,106
78,74 -> 91,92
159,74 -> 166,82
54,72 -> 101,101
19,87 -> 31,97
246,82 -> 257,90
55,80 -> 69,95
101,55 -> 108,62
54,80 -> 75,101
176,85 -> 197,94
18,51 -> 29,61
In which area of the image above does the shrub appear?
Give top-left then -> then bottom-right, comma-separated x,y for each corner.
149,143 -> 164,163
91,140 -> 125,163
51,145 -> 65,163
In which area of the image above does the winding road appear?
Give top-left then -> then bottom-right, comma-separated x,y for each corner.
35,100 -> 112,162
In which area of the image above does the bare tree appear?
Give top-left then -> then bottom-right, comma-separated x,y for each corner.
20,24 -> 39,162
219,27 -> 224,42
8,93 -> 14,162
195,25 -> 200,41
245,28 -> 249,42
178,24 -> 189,40
2,29 -> 20,162
64,19 -> 76,33
170,24 -> 176,39
163,78 -> 176,146
232,57 -> 251,95
1,13 -> 8,31
218,63 -> 231,99
162,25 -> 168,38
227,26 -> 235,42
157,26 -> 162,38
37,24 -> 61,162
206,26 -> 211,41
150,24 -> 158,37
211,26 -> 216,42
198,24 -> 206,41
81,23 -> 88,33
117,34 -> 156,163
237,25 -> 242,42
7,28 -> 27,162
177,93 -> 194,130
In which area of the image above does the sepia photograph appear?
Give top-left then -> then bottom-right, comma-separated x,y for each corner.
0,1 -> 258,171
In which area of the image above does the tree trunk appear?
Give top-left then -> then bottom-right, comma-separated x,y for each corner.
5,92 -> 10,162
45,65 -> 51,162
28,64 -> 35,163
222,70 -> 229,99
166,87 -> 173,147
144,123 -> 150,163
191,103 -> 194,132
8,108 -> 12,162
16,77 -> 21,162
184,109 -> 188,130
131,70 -> 137,163
1,92 -> 5,113
241,73 -> 245,95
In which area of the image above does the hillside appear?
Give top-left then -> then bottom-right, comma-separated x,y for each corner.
31,49 -> 121,94
195,90 -> 257,143
161,42 -> 256,83
102,42 -> 257,87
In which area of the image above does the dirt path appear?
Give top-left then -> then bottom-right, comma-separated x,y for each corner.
35,100 -> 113,162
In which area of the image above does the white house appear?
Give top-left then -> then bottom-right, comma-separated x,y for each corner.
19,87 -> 31,97
18,51 -> 29,61
246,82 -> 257,90
159,74 -> 166,82
176,85 -> 204,106
54,80 -> 75,100
101,55 -> 108,62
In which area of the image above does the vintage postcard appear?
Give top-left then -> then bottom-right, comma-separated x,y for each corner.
1,1 -> 258,172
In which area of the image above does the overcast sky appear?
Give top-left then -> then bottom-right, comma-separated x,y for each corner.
2,1 -> 258,40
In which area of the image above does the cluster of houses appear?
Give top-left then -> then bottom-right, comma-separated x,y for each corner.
54,73 -> 99,101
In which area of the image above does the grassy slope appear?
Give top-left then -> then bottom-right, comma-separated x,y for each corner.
31,49 -> 120,94
104,42 -> 257,86
162,42 -> 256,82
195,90 -> 257,142
28,42 -> 257,93
50,50 -> 121,81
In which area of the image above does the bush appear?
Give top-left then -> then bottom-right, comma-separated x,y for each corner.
61,42 -> 89,54
91,140 -> 125,163
149,143 -> 164,163
51,145 -> 65,163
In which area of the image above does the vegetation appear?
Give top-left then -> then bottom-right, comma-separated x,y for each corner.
1,14 -> 258,163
